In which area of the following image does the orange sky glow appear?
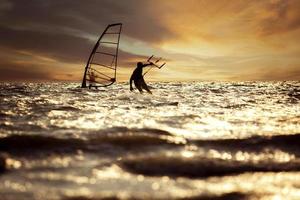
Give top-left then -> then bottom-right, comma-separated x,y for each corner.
0,0 -> 299,82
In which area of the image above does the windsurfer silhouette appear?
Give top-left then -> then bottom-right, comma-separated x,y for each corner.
130,62 -> 154,94
89,72 -> 96,89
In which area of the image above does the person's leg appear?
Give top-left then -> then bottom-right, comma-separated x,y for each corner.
141,79 -> 152,94
134,79 -> 143,93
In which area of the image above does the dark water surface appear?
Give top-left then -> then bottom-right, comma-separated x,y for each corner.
0,82 -> 299,200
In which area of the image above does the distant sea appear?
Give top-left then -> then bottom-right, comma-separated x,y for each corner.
0,81 -> 300,200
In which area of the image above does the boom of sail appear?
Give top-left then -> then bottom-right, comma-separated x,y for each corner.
81,23 -> 122,88
143,55 -> 166,77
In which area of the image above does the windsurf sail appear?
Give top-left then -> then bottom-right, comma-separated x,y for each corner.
81,23 -> 122,88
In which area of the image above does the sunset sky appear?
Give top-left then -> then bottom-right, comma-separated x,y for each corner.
0,0 -> 299,82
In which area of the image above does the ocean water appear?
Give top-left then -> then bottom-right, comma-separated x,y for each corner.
0,81 -> 299,200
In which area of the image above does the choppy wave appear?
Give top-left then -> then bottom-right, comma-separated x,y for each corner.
192,133 -> 300,154
0,128 -> 186,154
0,154 -> 6,173
64,192 -> 248,200
1,128 -> 299,153
120,152 -> 300,178
1,130 -> 299,179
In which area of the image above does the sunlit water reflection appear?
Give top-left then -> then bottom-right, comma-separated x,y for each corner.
0,82 -> 299,199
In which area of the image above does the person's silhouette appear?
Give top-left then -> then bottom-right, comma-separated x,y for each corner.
89,72 -> 96,89
130,62 -> 153,94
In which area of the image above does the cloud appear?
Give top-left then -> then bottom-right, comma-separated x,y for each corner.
230,65 -> 300,81
0,62 -> 53,81
153,0 -> 300,44
0,26 -> 92,63
1,0 -> 174,43
0,25 -> 144,65
0,0 -> 299,81
0,0 -> 13,13
0,0 -> 176,81
260,66 -> 300,80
